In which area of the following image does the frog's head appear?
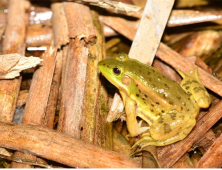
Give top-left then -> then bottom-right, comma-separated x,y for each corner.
98,53 -> 131,95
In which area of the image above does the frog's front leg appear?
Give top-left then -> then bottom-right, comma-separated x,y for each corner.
132,111 -> 196,148
120,92 -> 149,137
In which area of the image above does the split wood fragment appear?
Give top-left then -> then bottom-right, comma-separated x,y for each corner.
0,53 -> 42,79
0,0 -> 27,122
0,122 -> 141,168
129,0 -> 175,65
195,133 -> 222,168
51,3 -> 69,49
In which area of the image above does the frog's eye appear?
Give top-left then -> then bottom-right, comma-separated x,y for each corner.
113,67 -> 121,75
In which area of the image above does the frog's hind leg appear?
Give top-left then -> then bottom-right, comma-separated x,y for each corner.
177,68 -> 211,108
132,112 -> 196,148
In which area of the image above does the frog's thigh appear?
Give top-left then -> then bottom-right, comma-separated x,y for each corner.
150,112 -> 195,144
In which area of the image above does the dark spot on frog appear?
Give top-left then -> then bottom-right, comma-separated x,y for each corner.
169,101 -> 174,105
144,94 -> 148,98
169,112 -> 176,120
193,87 -> 204,93
88,53 -> 92,57
144,102 -> 147,104
177,96 -> 181,100
188,97 -> 190,100
151,103 -> 154,107
191,80 -> 199,84
158,116 -> 164,123
147,71 -> 151,75
142,98 -> 145,101
136,84 -> 138,87
185,86 -> 190,90
161,110 -> 164,113
164,123 -> 172,134
136,94 -> 140,97
150,108 -> 154,112
182,102 -> 186,106
180,106 -> 183,111
156,102 -> 159,105
187,108 -> 190,111
139,89 -> 141,93
187,92 -> 192,96
182,80 -> 191,87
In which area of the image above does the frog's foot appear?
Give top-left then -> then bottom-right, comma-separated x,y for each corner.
126,120 -> 149,140
131,133 -> 154,149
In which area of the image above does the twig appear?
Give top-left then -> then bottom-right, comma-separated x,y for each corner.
0,122 -> 141,168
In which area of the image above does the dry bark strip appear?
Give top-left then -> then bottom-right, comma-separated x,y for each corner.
63,2 -> 96,41
0,122 -> 141,168
26,24 -> 53,47
22,47 -> 57,125
195,133 -> 222,168
11,47 -> 57,168
129,0 -> 175,65
58,38 -> 88,137
57,3 -> 96,138
157,99 -> 222,168
51,3 -> 69,49
80,11 -> 106,144
0,0 -> 27,122
43,49 -> 63,128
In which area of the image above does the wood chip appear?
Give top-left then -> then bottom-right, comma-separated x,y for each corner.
0,53 -> 42,79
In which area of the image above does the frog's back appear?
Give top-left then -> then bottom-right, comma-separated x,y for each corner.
123,59 -> 198,115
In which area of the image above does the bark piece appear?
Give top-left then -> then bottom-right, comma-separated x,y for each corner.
63,2 -> 96,41
0,122 -> 141,168
80,11 -> 106,145
195,133 -> 222,168
26,24 -> 53,47
22,47 -> 57,125
11,47 -> 57,168
51,3 -> 69,49
43,49 -> 63,128
16,90 -> 29,107
57,38 -> 88,137
0,0 -> 27,122
171,153 -> 193,168
128,0 -> 175,65
0,53 -> 42,79
168,10 -> 222,27
29,6 -> 52,25
157,99 -> 222,168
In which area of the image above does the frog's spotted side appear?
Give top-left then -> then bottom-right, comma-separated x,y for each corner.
98,53 -> 211,148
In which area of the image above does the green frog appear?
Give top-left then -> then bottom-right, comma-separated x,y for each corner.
98,53 -> 211,148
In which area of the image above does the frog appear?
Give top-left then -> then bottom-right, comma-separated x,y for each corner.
98,53 -> 211,148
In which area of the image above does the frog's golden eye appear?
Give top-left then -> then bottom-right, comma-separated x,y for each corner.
113,67 -> 121,75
